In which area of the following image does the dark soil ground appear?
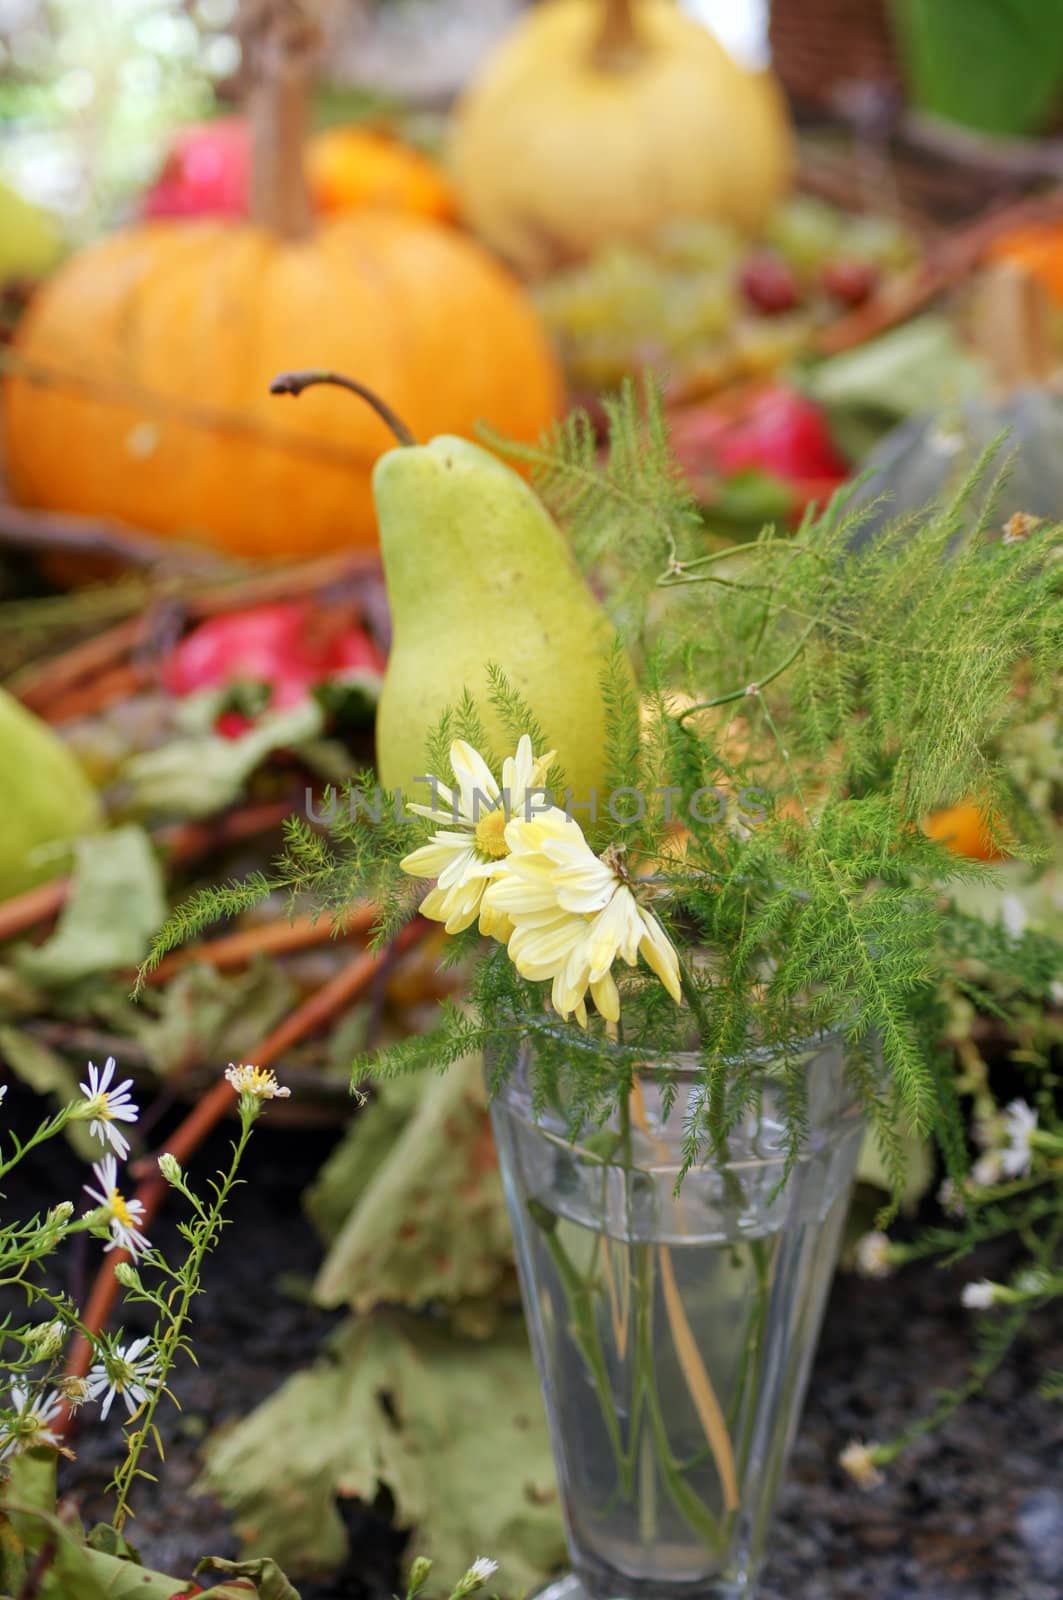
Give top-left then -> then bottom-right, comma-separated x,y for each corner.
10,1086 -> 1063,1600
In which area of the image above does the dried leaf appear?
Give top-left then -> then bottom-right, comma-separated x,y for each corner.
128,960 -> 297,1079
122,702 -> 323,820
312,1056 -> 514,1313
201,1311 -> 564,1596
15,826 -> 166,988
196,1554 -> 301,1598
303,1073 -> 424,1244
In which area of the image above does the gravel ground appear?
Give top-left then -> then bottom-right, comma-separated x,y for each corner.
11,1091 -> 1061,1599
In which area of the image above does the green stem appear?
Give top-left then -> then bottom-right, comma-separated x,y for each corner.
632,1244 -> 726,1553
527,1201 -> 628,1478
110,1119 -> 254,1530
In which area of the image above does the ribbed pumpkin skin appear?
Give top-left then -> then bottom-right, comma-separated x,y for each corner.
3,214 -> 563,559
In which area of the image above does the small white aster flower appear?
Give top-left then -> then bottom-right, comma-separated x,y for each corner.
482,810 -> 682,1025
0,1085 -> 7,1105
87,1336 -> 161,1421
401,736 -> 555,939
971,1150 -> 1005,1189
839,1440 -> 885,1490
225,1064 -> 291,1102
58,1375 -> 93,1411
855,1231 -> 893,1279
77,1057 -> 139,1159
1001,1099 -> 1037,1178
937,1178 -> 966,1219
0,1383 -> 64,1462
962,1279 -> 999,1310
456,1557 -> 499,1595
83,1155 -> 151,1258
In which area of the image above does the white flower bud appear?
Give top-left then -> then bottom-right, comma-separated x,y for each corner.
961,1279 -> 998,1310
158,1153 -> 182,1185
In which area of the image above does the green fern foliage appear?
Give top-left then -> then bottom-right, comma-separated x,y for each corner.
141,383 -> 1062,1202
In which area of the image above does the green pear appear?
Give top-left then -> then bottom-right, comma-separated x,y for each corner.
0,687 -> 102,899
373,434 -> 625,802
271,371 -> 631,806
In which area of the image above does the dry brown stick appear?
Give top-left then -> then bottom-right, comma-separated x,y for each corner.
816,188 -> 1063,356
187,547 -> 380,618
142,903 -> 376,985
0,501 -> 225,575
0,799 -> 295,946
60,917 -> 429,1416
10,615 -> 150,712
40,662 -> 148,725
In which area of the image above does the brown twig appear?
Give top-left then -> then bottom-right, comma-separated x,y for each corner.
0,501 -> 226,575
816,188 -> 1063,356
141,903 -> 376,985
60,918 -> 429,1418
39,662 -> 148,725
0,799 -> 295,947
9,616 -> 150,712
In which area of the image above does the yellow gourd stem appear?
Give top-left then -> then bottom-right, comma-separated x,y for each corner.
244,0 -> 317,240
593,0 -> 644,71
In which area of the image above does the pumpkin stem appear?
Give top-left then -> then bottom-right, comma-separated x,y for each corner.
593,0 -> 644,71
270,370 -> 418,446
244,0 -> 317,241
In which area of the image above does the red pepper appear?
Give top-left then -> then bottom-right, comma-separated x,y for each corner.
163,601 -> 385,737
670,385 -> 849,484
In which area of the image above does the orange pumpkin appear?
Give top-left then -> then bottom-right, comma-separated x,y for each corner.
307,127 -> 456,223
3,216 -> 561,559
923,801 -> 1008,862
2,8 -> 560,561
988,222 -> 1063,306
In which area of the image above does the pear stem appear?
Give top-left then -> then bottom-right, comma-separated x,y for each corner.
593,0 -> 644,71
269,370 -> 418,446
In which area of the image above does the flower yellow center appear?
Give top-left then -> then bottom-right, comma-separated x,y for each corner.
474,809 -> 510,860
109,1190 -> 134,1228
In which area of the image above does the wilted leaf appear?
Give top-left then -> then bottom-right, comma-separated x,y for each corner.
303,1073 -> 424,1244
15,827 -> 166,987
0,1027 -> 98,1158
312,1056 -> 514,1313
122,702 -> 324,819
196,1554 -> 301,1598
201,1311 -> 564,1596
128,959 -> 297,1079
0,1494 -> 185,1599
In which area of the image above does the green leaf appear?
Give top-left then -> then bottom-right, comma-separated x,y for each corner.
122,701 -> 324,820
15,826 -> 166,988
195,1554 -> 301,1599
0,1027 -> 99,1158
312,1056 -> 514,1313
201,1311 -> 564,1597
805,315 -> 985,425
127,960 -> 297,1079
894,0 -> 1063,136
304,1073 -> 424,1244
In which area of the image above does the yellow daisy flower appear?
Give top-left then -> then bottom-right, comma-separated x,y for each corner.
482,808 -> 682,1025
400,736 -> 555,937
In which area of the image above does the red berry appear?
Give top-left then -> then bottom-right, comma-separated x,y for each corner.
822,258 -> 879,308
740,253 -> 800,315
